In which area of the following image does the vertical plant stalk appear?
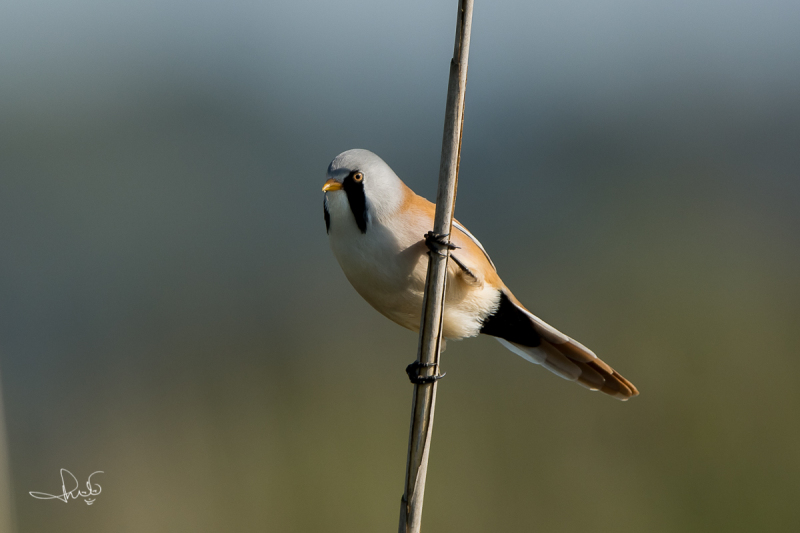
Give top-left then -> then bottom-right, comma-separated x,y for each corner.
398,1 -> 474,532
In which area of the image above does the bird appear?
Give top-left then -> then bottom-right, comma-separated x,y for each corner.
322,149 -> 638,400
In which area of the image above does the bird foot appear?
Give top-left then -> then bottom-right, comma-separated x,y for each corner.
424,231 -> 459,257
406,360 -> 446,384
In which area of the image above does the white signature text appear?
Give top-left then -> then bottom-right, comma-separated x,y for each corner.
29,469 -> 104,505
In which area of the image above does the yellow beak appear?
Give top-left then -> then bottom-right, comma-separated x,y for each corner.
322,178 -> 343,192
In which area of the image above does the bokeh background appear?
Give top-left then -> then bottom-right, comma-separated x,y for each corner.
2,0 -> 800,531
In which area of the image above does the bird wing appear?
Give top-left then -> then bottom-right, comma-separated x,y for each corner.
400,189 -> 500,287
452,219 -> 496,271
446,219 -> 504,289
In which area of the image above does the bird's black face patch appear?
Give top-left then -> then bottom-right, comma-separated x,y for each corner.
323,197 -> 331,233
343,170 -> 368,233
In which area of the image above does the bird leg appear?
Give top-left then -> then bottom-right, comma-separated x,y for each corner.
424,231 -> 459,257
406,360 -> 446,384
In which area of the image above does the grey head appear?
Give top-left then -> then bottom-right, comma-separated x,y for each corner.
322,149 -> 406,234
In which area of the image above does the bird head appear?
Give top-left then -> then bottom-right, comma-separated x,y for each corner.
322,149 -> 405,233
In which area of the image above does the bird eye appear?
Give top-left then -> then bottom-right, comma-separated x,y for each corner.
353,172 -> 364,182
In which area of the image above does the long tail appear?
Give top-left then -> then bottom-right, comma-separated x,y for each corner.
480,290 -> 639,401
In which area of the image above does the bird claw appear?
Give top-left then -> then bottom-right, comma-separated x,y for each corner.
424,231 -> 459,257
406,360 -> 446,384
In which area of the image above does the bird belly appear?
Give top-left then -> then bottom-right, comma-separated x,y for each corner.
330,223 -> 427,331
329,222 -> 497,339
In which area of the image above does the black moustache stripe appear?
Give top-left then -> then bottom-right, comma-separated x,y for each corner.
323,196 -> 331,234
343,171 -> 368,233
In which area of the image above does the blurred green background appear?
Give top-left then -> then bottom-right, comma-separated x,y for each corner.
1,0 -> 800,531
